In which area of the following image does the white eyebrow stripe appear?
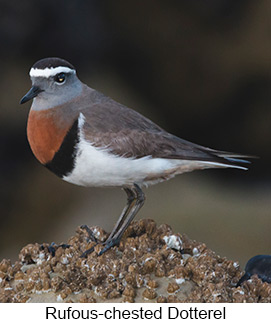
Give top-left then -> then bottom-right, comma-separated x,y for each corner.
29,66 -> 76,78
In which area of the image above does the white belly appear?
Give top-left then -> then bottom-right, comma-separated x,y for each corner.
63,137 -> 182,187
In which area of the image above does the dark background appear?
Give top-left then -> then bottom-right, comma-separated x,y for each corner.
0,0 -> 270,267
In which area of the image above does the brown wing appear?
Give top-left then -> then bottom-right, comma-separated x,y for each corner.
77,87 -> 250,166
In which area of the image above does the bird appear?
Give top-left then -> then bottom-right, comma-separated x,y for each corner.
20,57 -> 251,256
237,255 -> 271,286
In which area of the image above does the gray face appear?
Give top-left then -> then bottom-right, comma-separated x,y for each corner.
21,70 -> 83,111
31,72 -> 83,111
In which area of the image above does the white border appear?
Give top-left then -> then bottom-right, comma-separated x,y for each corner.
0,303 -> 270,322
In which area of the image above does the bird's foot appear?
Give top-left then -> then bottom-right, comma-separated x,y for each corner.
79,224 -> 104,258
40,242 -> 70,257
80,237 -> 121,258
80,244 -> 98,258
80,224 -> 120,257
98,237 -> 120,256
80,224 -> 99,243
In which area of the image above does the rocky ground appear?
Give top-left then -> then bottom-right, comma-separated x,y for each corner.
0,219 -> 270,303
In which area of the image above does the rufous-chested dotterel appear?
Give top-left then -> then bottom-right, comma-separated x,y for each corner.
20,57 -> 251,255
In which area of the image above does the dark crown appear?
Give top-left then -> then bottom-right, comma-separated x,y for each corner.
32,57 -> 75,70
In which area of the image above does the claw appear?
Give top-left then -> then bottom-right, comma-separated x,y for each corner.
40,242 -> 70,257
80,244 -> 97,258
98,238 -> 120,256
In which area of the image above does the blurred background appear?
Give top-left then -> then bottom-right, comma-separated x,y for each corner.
0,0 -> 270,267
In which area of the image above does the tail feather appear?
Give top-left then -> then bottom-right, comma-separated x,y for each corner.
199,160 -> 248,171
223,157 -> 251,164
207,150 -> 257,170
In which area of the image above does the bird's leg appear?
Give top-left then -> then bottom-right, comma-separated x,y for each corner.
79,224 -> 102,258
105,187 -> 136,242
80,187 -> 136,258
111,184 -> 145,243
80,224 -> 99,243
99,184 -> 145,255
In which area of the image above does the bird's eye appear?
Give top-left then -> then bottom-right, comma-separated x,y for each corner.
55,73 -> 66,84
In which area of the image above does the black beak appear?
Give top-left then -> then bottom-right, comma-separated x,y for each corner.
20,86 -> 43,104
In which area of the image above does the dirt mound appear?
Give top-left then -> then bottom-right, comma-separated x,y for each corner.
0,219 -> 270,303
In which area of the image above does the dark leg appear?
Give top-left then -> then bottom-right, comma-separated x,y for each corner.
105,187 -> 135,242
99,184 -> 145,255
80,224 -> 99,243
80,186 -> 139,258
79,225 -> 100,258
40,242 -> 70,257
